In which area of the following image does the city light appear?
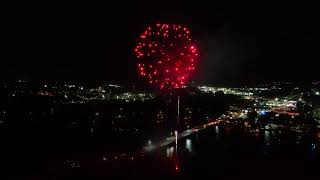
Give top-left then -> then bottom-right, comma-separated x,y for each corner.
1,80 -> 319,177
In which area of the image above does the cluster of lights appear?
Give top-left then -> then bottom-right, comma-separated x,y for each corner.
134,23 -> 199,89
197,86 -> 253,96
114,92 -> 154,102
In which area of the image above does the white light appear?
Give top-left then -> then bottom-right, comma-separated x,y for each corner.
215,126 -> 219,134
175,130 -> 178,147
264,130 -> 270,143
166,146 -> 174,157
316,92 -> 319,95
186,139 -> 192,152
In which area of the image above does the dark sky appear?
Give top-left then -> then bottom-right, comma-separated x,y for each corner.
3,2 -> 320,84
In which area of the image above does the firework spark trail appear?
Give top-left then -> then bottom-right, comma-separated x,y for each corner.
134,23 -> 199,90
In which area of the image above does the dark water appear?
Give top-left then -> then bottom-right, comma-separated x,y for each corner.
3,125 -> 319,179
154,125 -> 320,179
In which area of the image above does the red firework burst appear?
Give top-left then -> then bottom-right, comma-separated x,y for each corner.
134,23 -> 199,90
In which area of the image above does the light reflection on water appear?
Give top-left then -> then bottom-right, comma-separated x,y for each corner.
166,138 -> 193,158
310,143 -> 317,160
264,130 -> 270,144
215,125 -> 219,134
186,139 -> 192,152
161,125 -> 319,173
215,126 -> 220,141
166,146 -> 175,157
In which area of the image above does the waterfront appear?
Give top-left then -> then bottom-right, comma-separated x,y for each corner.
1,81 -> 319,179
15,122 -> 318,179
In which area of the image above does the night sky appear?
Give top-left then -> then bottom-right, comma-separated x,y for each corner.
3,2 -> 320,84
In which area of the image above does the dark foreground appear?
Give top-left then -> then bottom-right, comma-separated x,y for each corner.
1,124 -> 319,179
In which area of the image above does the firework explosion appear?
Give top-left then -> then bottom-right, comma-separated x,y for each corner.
134,23 -> 199,90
